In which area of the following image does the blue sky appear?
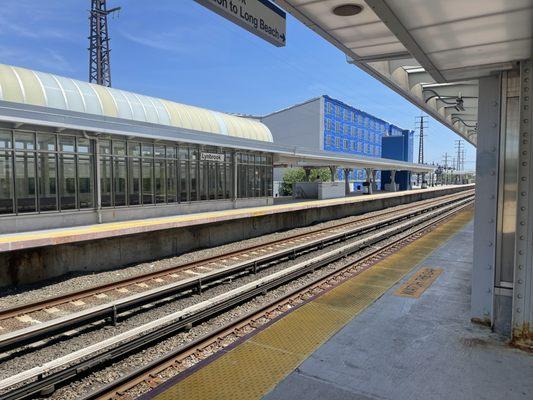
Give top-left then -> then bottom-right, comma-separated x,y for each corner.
0,0 -> 474,168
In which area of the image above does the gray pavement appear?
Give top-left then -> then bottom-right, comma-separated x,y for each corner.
264,221 -> 533,400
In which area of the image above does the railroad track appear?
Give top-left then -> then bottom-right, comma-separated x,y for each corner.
0,191 -> 473,353
0,195 -> 473,400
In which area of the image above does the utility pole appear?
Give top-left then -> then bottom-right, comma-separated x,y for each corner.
415,116 -> 428,185
89,0 -> 121,86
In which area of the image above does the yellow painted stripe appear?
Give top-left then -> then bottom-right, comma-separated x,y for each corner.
0,187 -> 473,246
154,208 -> 474,400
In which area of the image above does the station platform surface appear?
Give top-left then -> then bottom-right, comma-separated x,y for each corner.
144,207 -> 533,400
0,185 -> 471,252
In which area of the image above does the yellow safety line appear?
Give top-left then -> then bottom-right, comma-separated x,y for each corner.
0,186 -> 470,245
154,208 -> 474,400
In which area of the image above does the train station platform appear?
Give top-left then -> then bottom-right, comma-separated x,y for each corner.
0,185 -> 473,287
0,185 -> 471,252
144,207 -> 533,400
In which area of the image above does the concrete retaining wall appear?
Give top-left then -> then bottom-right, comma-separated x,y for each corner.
0,186 -> 472,288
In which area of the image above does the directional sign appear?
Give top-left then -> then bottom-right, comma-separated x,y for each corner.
194,0 -> 286,47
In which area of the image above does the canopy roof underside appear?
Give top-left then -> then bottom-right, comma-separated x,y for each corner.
277,0 -> 533,146
0,64 -> 273,143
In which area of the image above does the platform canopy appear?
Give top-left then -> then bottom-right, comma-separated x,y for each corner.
0,64 -> 273,142
274,149 -> 434,173
276,0 -> 533,146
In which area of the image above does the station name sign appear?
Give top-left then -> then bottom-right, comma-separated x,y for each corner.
201,152 -> 225,162
194,0 -> 286,47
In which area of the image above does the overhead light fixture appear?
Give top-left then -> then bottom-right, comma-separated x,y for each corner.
454,95 -> 465,112
332,4 -> 363,16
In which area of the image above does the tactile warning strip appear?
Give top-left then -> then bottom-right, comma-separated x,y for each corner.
152,208 -> 474,400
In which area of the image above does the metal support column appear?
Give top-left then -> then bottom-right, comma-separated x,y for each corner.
371,170 -> 378,192
343,168 -> 351,195
512,60 -> 533,347
364,168 -> 373,194
471,73 -> 502,326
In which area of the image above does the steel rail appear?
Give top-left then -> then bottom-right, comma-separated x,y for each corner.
0,193 -> 474,352
83,200 -> 474,400
0,189 -> 473,322
0,198 -> 473,400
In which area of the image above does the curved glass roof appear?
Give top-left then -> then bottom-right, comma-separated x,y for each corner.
0,64 -> 273,142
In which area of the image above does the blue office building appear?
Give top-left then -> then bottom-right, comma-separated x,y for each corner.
381,126 -> 414,190
261,95 -> 413,190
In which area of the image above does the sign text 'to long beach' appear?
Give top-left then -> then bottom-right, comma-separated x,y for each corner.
194,0 -> 286,47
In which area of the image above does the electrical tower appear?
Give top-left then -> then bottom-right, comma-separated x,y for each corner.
415,116 -> 428,184
454,139 -> 464,171
88,0 -> 121,86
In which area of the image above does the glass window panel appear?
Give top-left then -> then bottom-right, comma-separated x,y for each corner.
179,146 -> 189,161
59,136 -> 76,152
128,158 -> 141,205
266,167 -> 273,197
113,157 -> 127,206
128,142 -> 141,157
154,145 -> 165,158
217,163 -> 224,199
142,143 -> 153,157
142,159 -> 154,204
166,146 -> 177,159
99,139 -> 111,155
225,164 -> 232,199
179,161 -> 189,202
0,151 -> 14,214
37,133 -> 56,151
78,155 -> 94,208
100,156 -> 112,207
166,160 -> 177,203
190,147 -> 198,161
199,162 -> 207,201
189,162 -> 197,201
59,154 -> 76,210
15,132 -> 35,150
154,159 -> 166,203
260,166 -> 266,197
247,165 -> 255,197
15,152 -> 36,212
112,141 -> 126,156
0,130 -> 13,149
254,166 -> 261,197
238,164 -> 246,198
77,137 -> 92,154
208,163 -> 217,200
38,153 -> 57,211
